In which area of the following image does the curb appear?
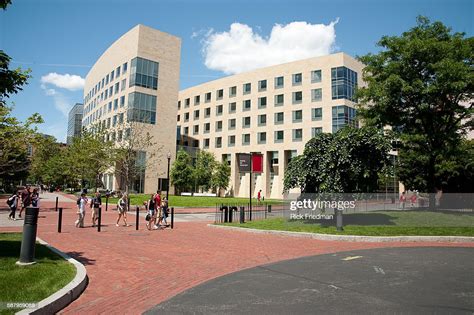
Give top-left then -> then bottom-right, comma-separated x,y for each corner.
208,224 -> 474,243
16,238 -> 88,315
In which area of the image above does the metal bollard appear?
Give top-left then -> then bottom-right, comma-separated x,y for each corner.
98,207 -> 102,232
228,207 -> 233,223
135,206 -> 139,230
106,196 -> 108,212
268,205 -> 272,213
223,206 -> 229,223
171,207 -> 174,229
17,207 -> 39,265
336,209 -> 344,231
240,206 -> 245,224
58,207 -> 63,233
55,196 -> 58,212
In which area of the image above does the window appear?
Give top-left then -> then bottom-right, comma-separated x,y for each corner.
242,116 -> 251,128
178,101 -> 181,110
114,99 -> 118,110
242,134 -> 250,145
312,108 -> 322,121
108,101 -> 112,112
216,89 -> 224,100
243,100 -> 251,111
216,104 -> 223,116
229,86 -> 237,97
275,76 -> 284,88
258,114 -> 266,126
106,74 -> 109,85
113,115 -> 117,127
258,97 -> 267,109
185,98 -> 190,107
293,91 -> 303,104
292,128 -> 303,141
205,107 -> 211,118
229,102 -> 236,113
117,130 -> 123,142
311,70 -> 322,83
194,95 -> 200,105
331,66 -> 358,101
115,82 -> 119,94
215,120 -> 223,132
107,117 -> 111,128
229,118 -> 236,130
177,115 -> 180,122
243,83 -> 251,94
258,132 -> 266,144
292,110 -> 302,123
275,94 -> 284,106
119,113 -> 124,124
274,112 -> 284,124
110,70 -> 115,81
312,88 -> 322,102
312,127 -> 323,137
123,62 -> 128,73
129,57 -> 159,90
332,105 -> 357,132
105,89 -> 108,99
119,95 -> 125,107
228,135 -> 236,147
258,79 -> 267,91
215,137 -> 222,148
116,66 -> 121,77
275,130 -> 284,143
127,92 -> 157,124
184,112 -> 189,122
292,73 -> 302,85
204,122 -> 210,133
203,138 -> 210,149
121,79 -> 126,91
205,92 -> 211,102
193,125 -> 199,135
109,86 -> 113,96
194,110 -> 200,120
183,126 -> 189,135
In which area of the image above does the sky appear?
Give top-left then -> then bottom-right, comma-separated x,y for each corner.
1,0 -> 472,142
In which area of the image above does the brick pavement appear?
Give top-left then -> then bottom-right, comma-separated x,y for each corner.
1,198 -> 472,314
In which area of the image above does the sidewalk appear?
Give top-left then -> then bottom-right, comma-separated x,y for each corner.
1,194 -> 473,314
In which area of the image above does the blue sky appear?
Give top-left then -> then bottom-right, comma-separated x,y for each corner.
1,0 -> 472,141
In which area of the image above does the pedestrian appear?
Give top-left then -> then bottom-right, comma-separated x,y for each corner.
161,198 -> 169,227
31,188 -> 40,207
75,193 -> 87,228
257,190 -> 262,204
7,191 -> 21,221
410,193 -> 417,208
116,194 -> 128,227
19,185 -> 31,218
146,194 -> 155,230
399,191 -> 406,210
153,191 -> 162,229
90,192 -> 102,227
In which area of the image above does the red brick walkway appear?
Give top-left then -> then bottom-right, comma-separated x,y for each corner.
1,200 -> 472,314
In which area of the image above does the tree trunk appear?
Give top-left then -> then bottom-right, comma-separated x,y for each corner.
427,154 -> 437,210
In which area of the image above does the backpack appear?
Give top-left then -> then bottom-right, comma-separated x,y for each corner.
6,195 -> 15,207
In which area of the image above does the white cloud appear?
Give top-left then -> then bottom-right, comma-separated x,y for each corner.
40,85 -> 73,117
40,72 -> 85,91
202,20 -> 339,75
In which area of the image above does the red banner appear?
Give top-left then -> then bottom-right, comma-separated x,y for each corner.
252,153 -> 263,173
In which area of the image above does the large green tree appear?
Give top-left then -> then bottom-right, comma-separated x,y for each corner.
357,16 -> 473,194
193,151 -> 217,192
284,127 -> 392,193
170,149 -> 194,194
212,160 -> 231,196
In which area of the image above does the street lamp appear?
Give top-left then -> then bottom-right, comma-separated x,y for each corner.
166,151 -> 171,200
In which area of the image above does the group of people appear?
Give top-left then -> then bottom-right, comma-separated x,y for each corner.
145,190 -> 169,230
6,185 -> 40,221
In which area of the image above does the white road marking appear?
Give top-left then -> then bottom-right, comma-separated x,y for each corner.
341,255 -> 363,261
328,285 -> 340,290
373,266 -> 386,275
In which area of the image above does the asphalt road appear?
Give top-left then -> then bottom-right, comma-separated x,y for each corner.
146,247 -> 474,315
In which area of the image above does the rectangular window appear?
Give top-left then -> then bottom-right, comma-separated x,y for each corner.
216,89 -> 224,100
312,127 -> 323,137
113,115 -> 117,127
312,108 -> 322,121
243,100 -> 251,111
274,112 -> 284,124
258,114 -> 267,126
183,126 -> 189,135
229,86 -> 237,97
178,101 -> 181,110
312,88 -> 322,102
228,135 -> 235,147
108,101 -> 112,112
205,92 -> 211,102
292,110 -> 303,123
194,109 -> 200,120
332,105 -> 358,132
275,130 -> 284,143
110,70 -> 115,81
194,95 -> 200,105
331,66 -> 358,101
229,118 -> 236,130
292,128 -> 303,141
228,102 -> 236,113
204,122 -> 210,133
293,91 -> 303,104
292,73 -> 302,85
127,92 -> 157,125
243,83 -> 251,94
203,138 -> 210,149
258,97 -> 267,109
121,79 -> 126,91
115,82 -> 119,94
258,132 -> 266,144
114,99 -> 118,110
123,62 -> 128,73
116,66 -> 121,77
205,107 -> 211,118
215,120 -> 223,132
129,57 -> 159,90
118,130 -> 123,142
177,115 -> 180,122
185,98 -> 190,107
242,116 -> 251,128
311,70 -> 322,83
215,137 -> 222,148
106,74 -> 109,85
242,134 -> 250,145
275,94 -> 284,106
184,112 -> 189,122
216,104 -> 223,115
275,76 -> 284,88
119,113 -> 124,124
109,86 -> 113,96
104,89 -> 108,99
258,79 -> 267,91
193,125 -> 199,135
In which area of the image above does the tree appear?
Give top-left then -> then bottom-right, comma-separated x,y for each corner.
212,161 -> 231,196
357,16 -> 473,196
284,127 -> 392,193
193,151 -> 216,192
170,149 -> 194,194
29,134 -> 61,184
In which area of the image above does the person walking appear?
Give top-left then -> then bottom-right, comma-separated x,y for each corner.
31,188 -> 40,207
116,194 -> 128,227
90,192 -> 102,227
75,193 -> 87,228
153,191 -> 162,229
161,198 -> 169,227
257,190 -> 262,204
146,194 -> 155,230
399,191 -> 406,210
7,191 -> 21,221
19,186 -> 31,218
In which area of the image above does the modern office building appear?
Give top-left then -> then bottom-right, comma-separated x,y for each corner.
177,53 -> 364,198
67,103 -> 83,145
82,25 -> 181,193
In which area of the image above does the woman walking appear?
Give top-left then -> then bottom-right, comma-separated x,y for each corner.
116,194 -> 128,227
146,194 -> 155,230
7,191 -> 21,220
75,193 -> 87,228
31,188 -> 40,207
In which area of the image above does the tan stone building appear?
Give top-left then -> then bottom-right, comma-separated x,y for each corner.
82,25 -> 181,194
177,53 -> 364,198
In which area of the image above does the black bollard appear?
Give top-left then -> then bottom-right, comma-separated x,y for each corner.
98,207 -> 102,232
55,196 -> 58,212
17,207 -> 39,265
106,196 -> 108,212
135,206 -> 139,230
268,205 -> 272,213
171,207 -> 174,229
240,206 -> 245,224
58,207 -> 63,233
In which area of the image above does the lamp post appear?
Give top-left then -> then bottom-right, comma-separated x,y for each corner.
166,151 -> 171,200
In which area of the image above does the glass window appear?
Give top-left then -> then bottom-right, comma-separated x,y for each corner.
332,105 -> 358,132
275,94 -> 284,106
242,116 -> 251,128
215,137 -> 222,148
228,135 -> 235,147
258,114 -> 266,126
193,125 -> 199,135
312,88 -> 322,102
292,128 -> 303,141
242,134 -> 250,145
293,91 -> 303,104
216,89 -> 224,100
243,83 -> 251,94
194,110 -> 200,120
292,110 -> 302,123
258,80 -> 267,91
243,99 -> 251,111
184,113 -> 189,122
106,74 -> 109,85
274,112 -> 284,124
121,79 -> 126,91
229,118 -> 236,129
194,95 -> 200,105
123,62 -> 128,73
205,107 -> 211,117
127,92 -> 157,125
312,108 -> 322,121
275,76 -> 284,88
185,98 -> 190,107
258,132 -> 266,144
274,130 -> 284,143
115,82 -> 119,94
129,57 -> 159,90
216,105 -> 223,115
114,99 -> 118,110
312,127 -> 323,137
229,102 -> 236,113
110,70 -> 115,81
205,92 -> 211,102
215,121 -> 223,132
229,86 -> 237,97
203,138 -> 210,149
292,73 -> 302,85
116,66 -> 121,77
204,122 -> 210,133
331,66 -> 358,101
311,70 -> 321,83
258,97 -> 267,108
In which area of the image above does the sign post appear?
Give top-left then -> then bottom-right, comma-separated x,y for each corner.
237,153 -> 263,222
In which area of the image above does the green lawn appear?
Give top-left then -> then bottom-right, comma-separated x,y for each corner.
0,233 -> 76,315
221,211 -> 474,236
103,194 -> 284,208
